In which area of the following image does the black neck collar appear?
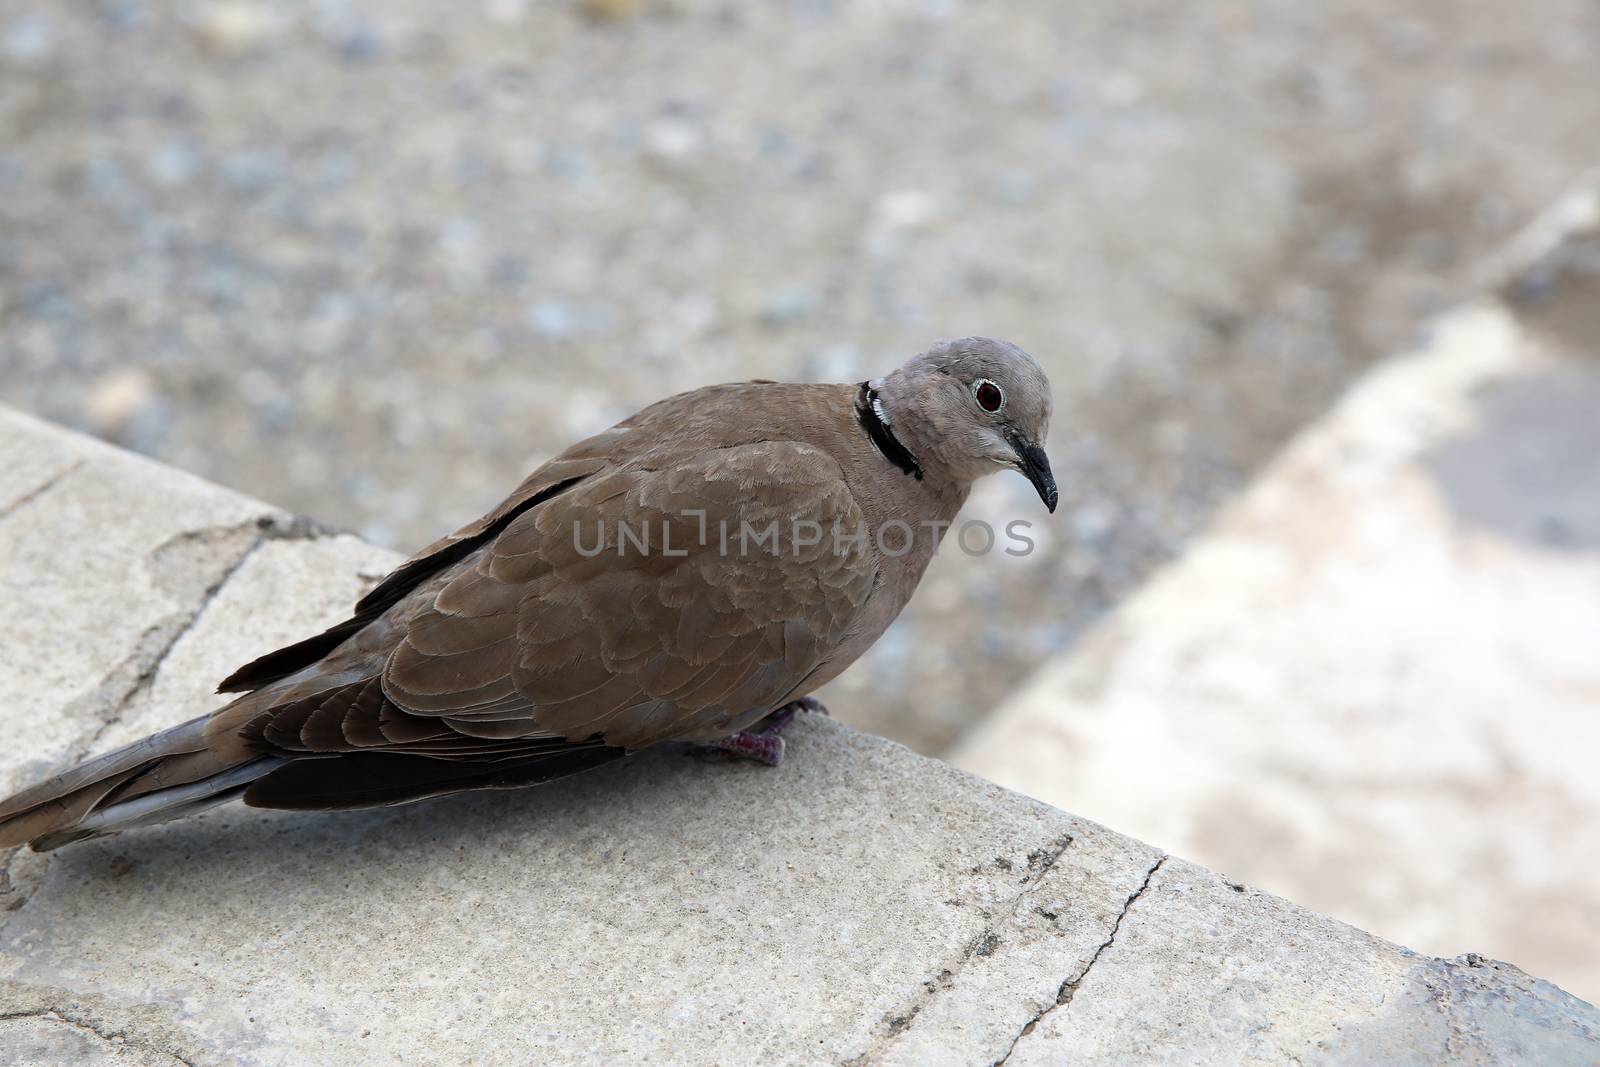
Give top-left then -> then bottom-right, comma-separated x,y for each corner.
855,382 -> 923,481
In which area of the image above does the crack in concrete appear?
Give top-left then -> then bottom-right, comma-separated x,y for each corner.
70,533 -> 267,763
0,852 -> 27,910
67,506 -> 345,758
80,509 -> 348,755
843,832 -> 1076,1066
0,460 -> 87,524
154,512 -> 344,552
0,1006 -> 198,1066
0,847 -> 47,919
990,854 -> 1167,1066
146,511 -> 344,574
253,511 -> 345,542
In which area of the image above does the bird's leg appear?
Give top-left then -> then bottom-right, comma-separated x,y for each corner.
750,695 -> 830,736
699,697 -> 829,768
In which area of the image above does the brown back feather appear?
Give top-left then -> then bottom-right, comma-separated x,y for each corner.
216,473 -> 593,693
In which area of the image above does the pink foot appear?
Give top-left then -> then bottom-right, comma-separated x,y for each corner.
701,697 -> 830,768
710,730 -> 787,767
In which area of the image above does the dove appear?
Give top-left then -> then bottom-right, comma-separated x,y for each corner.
0,336 -> 1055,851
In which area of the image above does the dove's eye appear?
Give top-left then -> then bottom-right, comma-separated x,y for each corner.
974,379 -> 1005,413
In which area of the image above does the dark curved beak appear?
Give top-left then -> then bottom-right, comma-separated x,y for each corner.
1016,442 -> 1058,513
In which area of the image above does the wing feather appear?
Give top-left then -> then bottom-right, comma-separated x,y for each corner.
381,441 -> 875,748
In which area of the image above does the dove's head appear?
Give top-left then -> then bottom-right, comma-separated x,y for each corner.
871,336 -> 1057,512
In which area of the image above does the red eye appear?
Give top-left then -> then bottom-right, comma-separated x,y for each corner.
975,380 -> 1004,413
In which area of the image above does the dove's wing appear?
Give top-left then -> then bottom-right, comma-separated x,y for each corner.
381,439 -> 877,747
215,428 -> 624,694
221,424 -> 876,787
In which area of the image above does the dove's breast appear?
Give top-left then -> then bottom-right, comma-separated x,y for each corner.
790,451 -> 970,699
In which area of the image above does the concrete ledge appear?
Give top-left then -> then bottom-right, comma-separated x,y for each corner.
1,408 -> 1595,1065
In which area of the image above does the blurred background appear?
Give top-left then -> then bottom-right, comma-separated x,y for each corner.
2,0 -> 1597,1000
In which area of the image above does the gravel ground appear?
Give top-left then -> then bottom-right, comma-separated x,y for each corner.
3,0 -> 1598,754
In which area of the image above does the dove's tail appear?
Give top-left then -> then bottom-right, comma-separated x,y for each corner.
0,714 -> 286,853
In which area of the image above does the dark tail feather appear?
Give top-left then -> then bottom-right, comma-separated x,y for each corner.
3,715 -> 628,850
243,746 -> 625,810
0,715 -> 284,852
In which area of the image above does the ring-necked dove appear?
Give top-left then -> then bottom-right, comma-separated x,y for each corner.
0,337 -> 1055,851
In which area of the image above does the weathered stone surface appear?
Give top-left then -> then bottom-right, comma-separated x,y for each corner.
1007,860 -> 1600,1067
954,181 -> 1600,1004
2,409 -> 1596,1064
